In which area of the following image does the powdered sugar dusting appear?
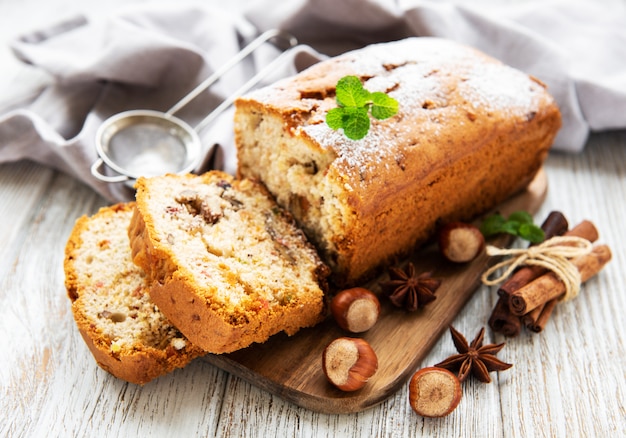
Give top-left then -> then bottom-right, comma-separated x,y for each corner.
251,38 -> 549,184
459,62 -> 539,115
302,122 -> 396,171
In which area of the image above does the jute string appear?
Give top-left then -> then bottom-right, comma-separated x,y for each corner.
481,236 -> 593,302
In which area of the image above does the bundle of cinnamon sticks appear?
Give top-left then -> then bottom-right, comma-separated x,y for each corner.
488,211 -> 612,337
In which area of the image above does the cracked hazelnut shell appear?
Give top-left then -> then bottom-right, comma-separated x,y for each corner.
322,337 -> 378,391
408,367 -> 462,417
330,287 -> 380,333
438,222 -> 485,263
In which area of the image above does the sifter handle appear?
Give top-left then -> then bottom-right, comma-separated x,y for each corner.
90,158 -> 129,183
166,29 -> 297,116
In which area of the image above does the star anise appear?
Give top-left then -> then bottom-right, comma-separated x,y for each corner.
382,262 -> 441,311
435,326 -> 513,383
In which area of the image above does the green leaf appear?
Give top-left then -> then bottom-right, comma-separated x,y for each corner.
327,75 -> 400,140
370,91 -> 399,120
342,107 -> 371,140
508,211 -> 533,225
501,220 -> 522,236
480,211 -> 545,243
326,107 -> 347,130
519,223 -> 545,243
480,214 -> 506,236
335,76 -> 370,108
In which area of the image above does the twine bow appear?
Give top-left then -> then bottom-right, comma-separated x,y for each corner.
481,236 -> 593,301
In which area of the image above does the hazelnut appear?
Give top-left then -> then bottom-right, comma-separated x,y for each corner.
322,337 -> 378,391
438,222 -> 485,263
408,367 -> 462,417
330,287 -> 380,333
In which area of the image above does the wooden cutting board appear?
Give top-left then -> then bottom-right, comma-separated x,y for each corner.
203,169 -> 548,414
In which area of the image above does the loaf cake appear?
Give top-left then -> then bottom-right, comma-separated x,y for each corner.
234,37 -> 561,285
64,203 -> 204,384
128,171 -> 330,353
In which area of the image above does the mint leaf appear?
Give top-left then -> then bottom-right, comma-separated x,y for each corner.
501,220 -> 521,236
480,211 -> 545,243
508,211 -> 533,225
326,75 -> 399,140
341,107 -> 370,140
370,91 -> 399,120
480,214 -> 507,236
335,76 -> 370,108
326,107 -> 347,130
519,223 -> 545,243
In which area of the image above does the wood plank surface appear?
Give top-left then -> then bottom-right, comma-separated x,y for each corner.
204,170 -> 548,413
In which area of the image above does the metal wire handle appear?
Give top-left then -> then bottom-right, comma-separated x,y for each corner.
166,29 -> 298,117
193,46 -> 296,133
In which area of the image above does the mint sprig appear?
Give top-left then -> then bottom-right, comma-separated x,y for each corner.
326,75 -> 399,140
480,211 -> 545,243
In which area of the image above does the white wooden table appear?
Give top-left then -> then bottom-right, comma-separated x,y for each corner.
2,1 -> 625,436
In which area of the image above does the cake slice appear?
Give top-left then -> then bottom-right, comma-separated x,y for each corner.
64,203 -> 204,384
234,37 -> 562,286
129,171 -> 330,354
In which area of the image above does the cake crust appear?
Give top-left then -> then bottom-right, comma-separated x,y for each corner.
234,37 -> 561,285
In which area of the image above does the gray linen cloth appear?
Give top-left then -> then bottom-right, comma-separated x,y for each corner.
1,0 -> 625,202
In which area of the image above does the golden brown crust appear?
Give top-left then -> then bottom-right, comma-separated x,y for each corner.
64,215 -> 89,302
234,37 -> 561,286
147,277 -> 325,353
129,172 -> 329,354
74,319 -> 198,385
64,203 -> 204,385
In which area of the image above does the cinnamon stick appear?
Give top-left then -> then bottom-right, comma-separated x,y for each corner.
489,211 -> 567,337
497,212 -> 568,297
509,244 -> 612,315
526,298 -> 558,333
498,211 -> 569,297
564,220 -> 599,246
488,295 -> 522,337
516,220 -> 600,331
520,303 -> 545,328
